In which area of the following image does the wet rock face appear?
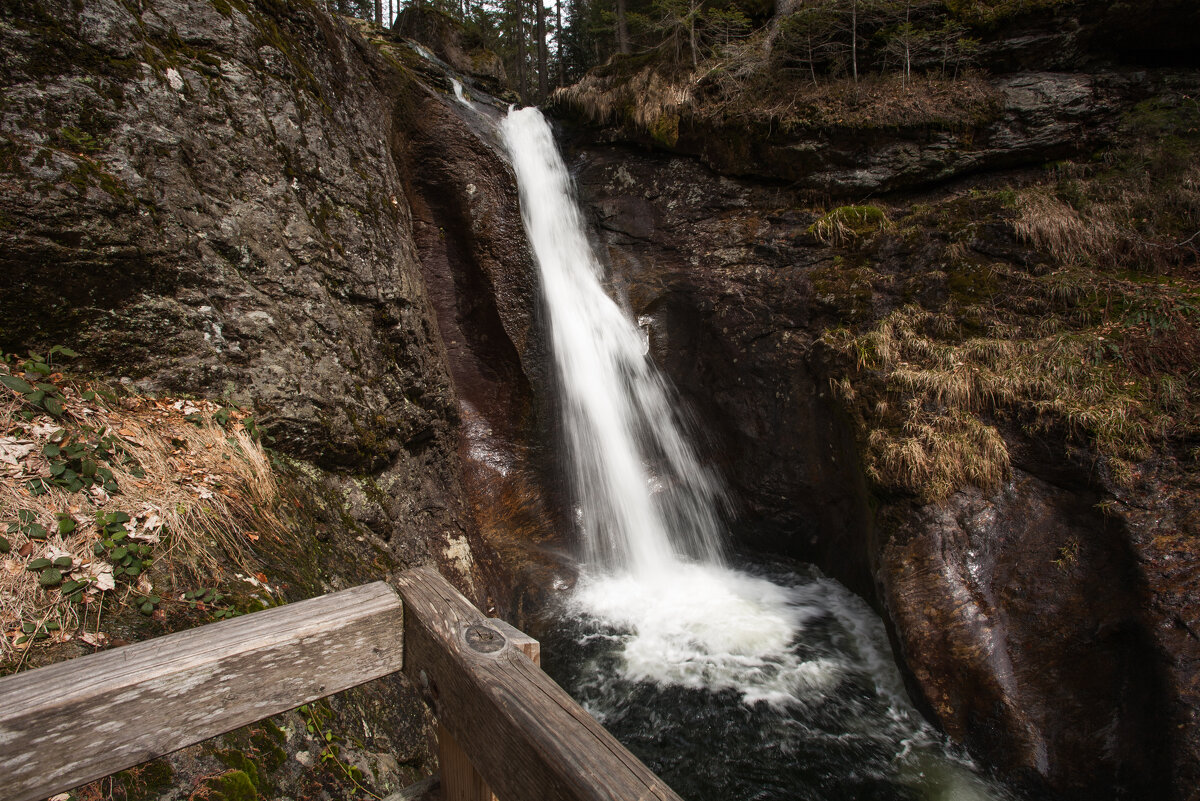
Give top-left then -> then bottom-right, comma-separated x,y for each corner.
880,470 -> 1172,800
566,138 -> 1192,800
395,86 -> 574,616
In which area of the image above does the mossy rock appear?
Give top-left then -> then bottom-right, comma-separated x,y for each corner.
650,112 -> 680,148
808,205 -> 891,247
113,759 -> 174,801
199,769 -> 258,801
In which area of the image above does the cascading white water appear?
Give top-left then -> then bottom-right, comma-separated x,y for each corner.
501,106 -> 835,704
500,106 -> 1009,800
450,78 -> 473,108
501,106 -> 726,577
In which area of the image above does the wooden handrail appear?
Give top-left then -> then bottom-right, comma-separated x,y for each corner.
396,567 -> 682,801
0,582 -> 405,801
0,569 -> 683,801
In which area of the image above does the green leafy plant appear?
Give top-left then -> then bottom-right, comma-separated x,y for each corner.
0,346 -> 79,419
7,509 -> 47,541
15,618 -> 61,646
93,511 -> 153,580
40,431 -> 121,494
298,703 -> 380,798
183,588 -> 241,620
137,594 -> 163,616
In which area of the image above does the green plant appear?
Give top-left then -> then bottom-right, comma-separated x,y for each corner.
7,509 -> 47,541
0,346 -> 80,419
37,429 -> 123,495
56,126 -> 107,154
15,618 -> 61,646
93,511 -> 154,580
137,593 -> 162,616
298,703 -> 380,798
183,588 -> 241,620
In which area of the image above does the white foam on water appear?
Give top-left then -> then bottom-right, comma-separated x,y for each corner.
569,564 -> 841,706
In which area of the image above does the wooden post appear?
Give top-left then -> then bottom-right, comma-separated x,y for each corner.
439,617 -> 542,801
395,567 -> 683,801
439,723 -> 494,801
0,582 -> 405,801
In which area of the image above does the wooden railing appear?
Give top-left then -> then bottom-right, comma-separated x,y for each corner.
0,567 -> 682,801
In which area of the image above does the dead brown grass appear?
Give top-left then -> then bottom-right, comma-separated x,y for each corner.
824,301 -> 1169,500
1014,136 -> 1200,278
1,367 -> 281,658
552,64 -> 697,133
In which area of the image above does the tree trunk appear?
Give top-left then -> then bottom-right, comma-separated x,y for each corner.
516,0 -> 527,101
536,0 -> 549,100
556,0 -> 564,86
851,0 -> 858,83
808,36 -> 818,87
374,0 -> 382,26
689,0 -> 698,68
615,0 -> 631,55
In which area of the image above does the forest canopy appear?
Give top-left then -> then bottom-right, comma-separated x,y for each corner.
328,0 -> 1067,102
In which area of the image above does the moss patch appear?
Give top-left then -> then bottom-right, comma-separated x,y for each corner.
199,769 -> 259,801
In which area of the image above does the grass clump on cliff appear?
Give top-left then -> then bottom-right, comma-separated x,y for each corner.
0,351 -> 284,664
823,299 -> 1180,498
821,87 -> 1200,500
810,205 -> 892,246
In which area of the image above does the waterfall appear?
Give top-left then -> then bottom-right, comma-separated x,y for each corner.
499,106 -> 1009,801
501,106 -> 818,703
500,106 -> 726,577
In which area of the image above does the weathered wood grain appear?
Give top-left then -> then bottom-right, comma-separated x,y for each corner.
396,567 -> 683,801
440,722 -> 494,801
439,618 -> 542,801
488,617 -> 541,666
0,581 -> 404,801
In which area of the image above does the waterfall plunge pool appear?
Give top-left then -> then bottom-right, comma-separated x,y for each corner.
542,554 -> 1013,801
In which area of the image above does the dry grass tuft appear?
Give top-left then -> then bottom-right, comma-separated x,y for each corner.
552,64 -> 696,134
1013,190 -> 1118,267
809,205 -> 892,247
1,364 -> 281,658
823,300 -> 1183,500
866,410 -> 1009,502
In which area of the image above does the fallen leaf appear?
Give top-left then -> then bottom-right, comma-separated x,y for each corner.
0,437 -> 35,465
80,631 -> 108,647
93,569 -> 116,591
47,545 -> 73,562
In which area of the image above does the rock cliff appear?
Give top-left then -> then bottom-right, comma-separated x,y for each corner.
558,43 -> 1200,801
0,0 -> 550,795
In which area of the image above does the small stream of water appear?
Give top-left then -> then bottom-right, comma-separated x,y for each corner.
500,105 -> 1013,801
